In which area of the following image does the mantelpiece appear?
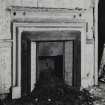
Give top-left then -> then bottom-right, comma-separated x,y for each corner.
12,9 -> 86,98
8,6 -> 97,99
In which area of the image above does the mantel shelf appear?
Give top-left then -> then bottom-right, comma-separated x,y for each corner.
7,6 -> 87,13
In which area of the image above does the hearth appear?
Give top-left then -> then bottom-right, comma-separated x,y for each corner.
20,31 -> 81,97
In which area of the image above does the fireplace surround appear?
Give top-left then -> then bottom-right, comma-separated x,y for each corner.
11,7 -> 87,99
21,30 -> 81,96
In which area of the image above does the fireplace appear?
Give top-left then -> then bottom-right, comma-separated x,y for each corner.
20,30 -> 81,96
11,12 -> 87,98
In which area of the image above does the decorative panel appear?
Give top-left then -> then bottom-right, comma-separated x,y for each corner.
0,42 -> 12,94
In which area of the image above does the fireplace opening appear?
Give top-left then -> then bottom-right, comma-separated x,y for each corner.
21,31 -> 81,96
36,41 -> 64,83
38,55 -> 64,82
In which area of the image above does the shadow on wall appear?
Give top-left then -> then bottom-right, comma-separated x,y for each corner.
98,0 -> 105,68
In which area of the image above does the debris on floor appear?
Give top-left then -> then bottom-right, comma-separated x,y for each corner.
30,70 -> 95,105
0,72 -> 95,105
1,70 -> 105,105
0,87 -> 95,105
88,82 -> 105,105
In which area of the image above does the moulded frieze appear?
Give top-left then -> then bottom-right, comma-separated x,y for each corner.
9,6 -> 87,22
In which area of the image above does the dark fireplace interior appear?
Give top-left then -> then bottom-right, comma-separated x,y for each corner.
21,31 -> 81,97
38,55 -> 64,81
36,41 -> 64,82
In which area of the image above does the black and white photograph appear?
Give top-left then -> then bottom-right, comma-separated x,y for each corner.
0,0 -> 104,105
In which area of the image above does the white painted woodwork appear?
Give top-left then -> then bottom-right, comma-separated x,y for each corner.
12,87 -> 21,99
12,21 -> 86,98
31,42 -> 36,92
81,44 -> 94,88
64,41 -> 73,86
94,0 -> 99,85
8,6 -> 94,40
